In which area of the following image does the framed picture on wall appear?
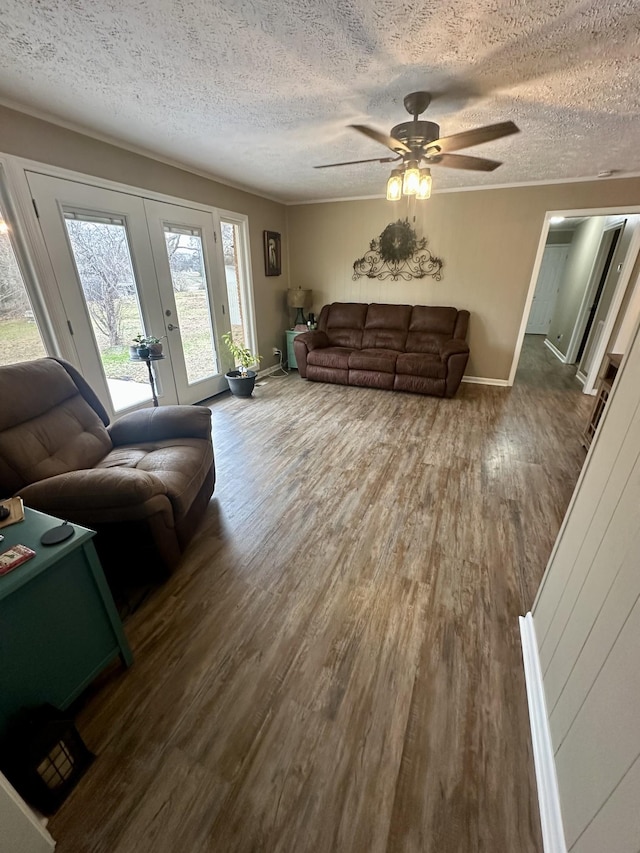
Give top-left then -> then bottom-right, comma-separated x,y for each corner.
264,230 -> 281,276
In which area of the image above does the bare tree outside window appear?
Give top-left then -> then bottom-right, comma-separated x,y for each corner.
64,219 -> 133,347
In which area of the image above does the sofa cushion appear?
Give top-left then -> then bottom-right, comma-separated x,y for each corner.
349,349 -> 399,374
323,303 -> 368,348
361,304 -> 411,350
307,346 -> 354,370
404,332 -> 450,355
396,352 -> 447,380
98,438 -> 214,520
409,306 -> 458,335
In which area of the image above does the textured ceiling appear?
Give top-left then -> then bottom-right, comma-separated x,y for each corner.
1,0 -> 640,203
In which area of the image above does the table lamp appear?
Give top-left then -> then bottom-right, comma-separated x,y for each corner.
287,286 -> 312,328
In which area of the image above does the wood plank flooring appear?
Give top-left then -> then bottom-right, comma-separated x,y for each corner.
49,335 -> 591,853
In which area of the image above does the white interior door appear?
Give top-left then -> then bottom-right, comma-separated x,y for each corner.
526,245 -> 569,334
27,172 -> 230,412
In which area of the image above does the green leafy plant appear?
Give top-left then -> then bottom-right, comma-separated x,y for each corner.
222,332 -> 261,376
131,333 -> 162,346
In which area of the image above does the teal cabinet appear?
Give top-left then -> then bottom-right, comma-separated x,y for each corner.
286,328 -> 305,369
0,508 -> 132,734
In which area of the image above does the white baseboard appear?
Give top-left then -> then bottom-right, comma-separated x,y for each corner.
519,613 -> 567,853
543,338 -> 569,364
461,376 -> 510,387
575,370 -> 586,386
257,363 -> 288,379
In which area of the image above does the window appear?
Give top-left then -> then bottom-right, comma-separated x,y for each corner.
0,196 -> 47,367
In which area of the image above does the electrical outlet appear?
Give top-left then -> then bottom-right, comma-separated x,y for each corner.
272,347 -> 281,356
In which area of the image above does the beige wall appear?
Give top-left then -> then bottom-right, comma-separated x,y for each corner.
532,314 -> 640,852
547,217 -> 607,357
0,105 -> 290,362
287,181 -> 640,381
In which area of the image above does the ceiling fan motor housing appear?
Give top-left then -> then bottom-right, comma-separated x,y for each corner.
390,120 -> 441,153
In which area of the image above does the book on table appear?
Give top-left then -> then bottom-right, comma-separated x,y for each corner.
0,543 -> 36,576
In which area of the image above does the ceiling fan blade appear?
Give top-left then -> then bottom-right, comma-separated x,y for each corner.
314,155 -> 401,169
349,124 -> 411,155
428,121 -> 519,153
430,152 -> 503,171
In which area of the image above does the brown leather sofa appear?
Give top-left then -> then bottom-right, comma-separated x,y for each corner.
0,358 -> 215,577
293,302 -> 470,397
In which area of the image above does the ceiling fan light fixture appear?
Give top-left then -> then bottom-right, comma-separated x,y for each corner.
402,161 -> 420,195
386,169 -> 403,201
416,168 -> 432,200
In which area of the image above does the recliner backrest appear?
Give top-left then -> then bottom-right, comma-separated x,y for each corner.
0,359 -> 113,495
320,303 -> 368,348
362,304 -> 411,350
406,306 -> 461,354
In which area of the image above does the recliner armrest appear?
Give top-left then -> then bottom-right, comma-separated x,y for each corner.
108,405 -> 212,446
295,330 -> 329,351
440,339 -> 470,361
293,331 -> 330,379
19,468 -> 167,511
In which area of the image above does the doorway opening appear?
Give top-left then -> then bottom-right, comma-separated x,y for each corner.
512,211 -> 640,398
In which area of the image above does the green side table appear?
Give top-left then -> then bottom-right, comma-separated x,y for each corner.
0,508 -> 132,735
286,328 -> 306,370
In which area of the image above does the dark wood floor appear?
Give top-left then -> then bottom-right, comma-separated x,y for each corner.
49,335 -> 590,853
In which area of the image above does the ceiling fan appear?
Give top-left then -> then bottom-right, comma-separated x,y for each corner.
315,91 -> 520,200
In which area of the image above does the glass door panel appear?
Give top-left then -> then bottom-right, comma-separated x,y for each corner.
163,225 -> 218,384
27,173 -> 236,411
63,212 -> 152,410
26,172 -> 176,415
0,205 -> 47,366
145,199 -> 230,403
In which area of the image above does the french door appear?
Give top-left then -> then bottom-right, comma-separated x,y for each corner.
27,172 -> 231,412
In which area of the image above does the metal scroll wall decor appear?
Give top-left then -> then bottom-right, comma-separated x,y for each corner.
352,218 -> 443,282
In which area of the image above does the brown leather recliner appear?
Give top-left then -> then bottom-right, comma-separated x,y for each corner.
0,358 -> 215,577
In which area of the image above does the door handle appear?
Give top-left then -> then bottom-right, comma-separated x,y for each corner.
167,323 -> 179,331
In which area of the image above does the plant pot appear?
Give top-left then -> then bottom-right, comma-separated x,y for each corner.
136,346 -> 150,359
226,369 -> 257,397
148,343 -> 163,357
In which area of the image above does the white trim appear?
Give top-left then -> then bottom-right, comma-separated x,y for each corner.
256,363 -> 286,379
508,207 -> 640,387
519,613 -> 567,853
575,370 -> 587,387
288,175 -> 640,207
5,98 -> 640,208
0,98 -> 284,204
543,338 -> 569,364
564,221 -> 621,366
582,220 -> 640,393
461,375 -> 510,387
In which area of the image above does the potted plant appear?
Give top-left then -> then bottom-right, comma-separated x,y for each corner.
129,334 -> 163,359
222,332 -> 261,397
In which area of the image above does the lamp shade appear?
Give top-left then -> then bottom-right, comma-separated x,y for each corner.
287,287 -> 312,309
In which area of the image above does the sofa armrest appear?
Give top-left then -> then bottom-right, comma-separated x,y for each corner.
293,330 -> 330,378
108,405 -> 212,446
19,468 -> 167,512
440,339 -> 470,361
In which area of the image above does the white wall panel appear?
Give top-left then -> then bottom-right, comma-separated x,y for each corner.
572,754 -> 640,853
532,313 -> 640,852
554,597 -> 640,847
